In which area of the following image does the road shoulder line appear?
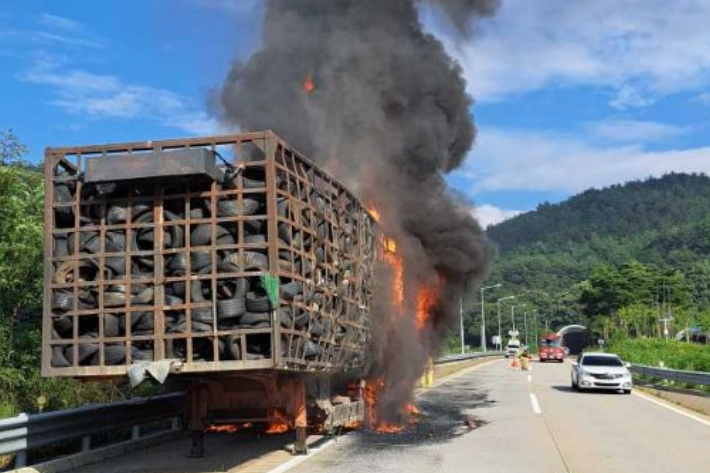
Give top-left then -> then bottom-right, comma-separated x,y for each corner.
633,390 -> 710,429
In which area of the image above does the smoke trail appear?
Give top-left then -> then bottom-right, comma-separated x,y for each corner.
219,0 -> 496,420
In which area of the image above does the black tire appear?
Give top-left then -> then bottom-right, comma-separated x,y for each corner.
132,286 -> 154,305
623,389 -> 632,395
191,251 -> 212,271
52,316 -> 72,337
279,307 -> 293,328
134,312 -> 155,331
239,311 -> 271,326
102,344 -> 128,365
244,234 -> 267,244
167,253 -> 188,273
280,281 -> 303,300
246,292 -> 271,312
190,224 -> 213,246
52,291 -> 74,312
165,295 -> 184,307
51,346 -> 71,367
103,314 -> 120,338
106,204 -> 128,224
217,297 -> 247,319
224,335 -> 242,360
242,252 -> 269,271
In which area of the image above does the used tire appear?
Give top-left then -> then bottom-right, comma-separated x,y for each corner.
246,292 -> 271,312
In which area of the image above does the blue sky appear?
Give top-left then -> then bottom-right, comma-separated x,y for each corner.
2,0 -> 709,227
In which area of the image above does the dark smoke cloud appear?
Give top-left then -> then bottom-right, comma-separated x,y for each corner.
219,0 -> 495,421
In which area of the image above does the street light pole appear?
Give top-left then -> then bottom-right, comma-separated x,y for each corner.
524,311 -> 529,347
480,284 -> 502,353
511,304 -> 525,333
497,296 -> 516,350
460,297 -> 465,354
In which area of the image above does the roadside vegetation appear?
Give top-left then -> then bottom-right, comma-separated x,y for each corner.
608,338 -> 710,372
0,132 -> 123,418
466,173 -> 710,362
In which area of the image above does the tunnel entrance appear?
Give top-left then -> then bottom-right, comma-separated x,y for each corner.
557,325 -> 589,355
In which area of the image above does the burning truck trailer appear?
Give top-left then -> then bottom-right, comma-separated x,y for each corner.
41,131 -> 390,455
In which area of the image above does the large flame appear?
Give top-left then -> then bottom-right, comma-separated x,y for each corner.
416,286 -> 438,331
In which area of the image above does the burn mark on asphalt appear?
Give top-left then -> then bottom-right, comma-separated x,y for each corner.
355,377 -> 495,449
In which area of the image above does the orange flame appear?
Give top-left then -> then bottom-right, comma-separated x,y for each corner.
265,410 -> 293,434
206,422 -> 253,433
303,76 -> 315,94
369,207 -> 381,223
416,287 -> 438,331
364,378 -> 421,433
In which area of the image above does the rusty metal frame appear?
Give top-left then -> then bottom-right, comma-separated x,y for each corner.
43,131 -> 375,378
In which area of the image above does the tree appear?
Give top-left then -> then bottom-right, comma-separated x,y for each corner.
0,130 -> 29,165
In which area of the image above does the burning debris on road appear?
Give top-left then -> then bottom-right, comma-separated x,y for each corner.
219,0 -> 496,431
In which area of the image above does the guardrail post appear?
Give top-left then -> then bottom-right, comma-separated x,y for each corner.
81,435 -> 91,453
14,450 -> 27,469
131,425 -> 141,441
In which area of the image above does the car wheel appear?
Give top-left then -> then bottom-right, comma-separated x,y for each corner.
571,379 -> 578,391
623,389 -> 631,395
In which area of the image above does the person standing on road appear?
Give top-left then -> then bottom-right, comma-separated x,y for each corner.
520,346 -> 531,371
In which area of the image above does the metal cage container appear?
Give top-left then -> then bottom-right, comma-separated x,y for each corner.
43,131 -> 375,377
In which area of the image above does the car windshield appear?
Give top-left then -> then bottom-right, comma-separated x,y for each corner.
582,355 -> 623,367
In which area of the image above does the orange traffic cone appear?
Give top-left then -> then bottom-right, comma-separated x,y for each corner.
510,357 -> 520,368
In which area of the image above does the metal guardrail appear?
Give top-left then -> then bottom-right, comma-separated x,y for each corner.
0,392 -> 185,469
630,364 -> 710,386
434,351 -> 503,365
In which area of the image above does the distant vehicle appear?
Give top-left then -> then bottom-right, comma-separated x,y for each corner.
505,340 -> 521,358
571,352 -> 632,394
539,333 -> 565,362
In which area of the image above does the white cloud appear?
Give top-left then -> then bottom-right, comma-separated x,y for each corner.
461,127 -> 710,194
429,0 -> 710,107
34,13 -> 104,49
585,120 -> 689,143
23,57 -> 219,135
39,13 -> 82,32
472,204 -> 525,228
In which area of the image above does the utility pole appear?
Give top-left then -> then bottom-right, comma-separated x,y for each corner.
524,311 -> 529,347
480,284 -> 502,353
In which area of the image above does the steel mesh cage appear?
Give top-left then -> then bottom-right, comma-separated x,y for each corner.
42,131 -> 375,377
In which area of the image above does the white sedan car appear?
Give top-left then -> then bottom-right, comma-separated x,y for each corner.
571,352 -> 633,394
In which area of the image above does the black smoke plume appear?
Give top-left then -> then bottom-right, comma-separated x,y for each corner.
219,0 -> 496,422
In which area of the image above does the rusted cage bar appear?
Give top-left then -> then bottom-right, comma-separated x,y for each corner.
43,131 -> 375,378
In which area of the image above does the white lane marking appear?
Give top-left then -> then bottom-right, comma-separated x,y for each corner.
633,390 -> 710,429
264,439 -> 338,473
529,393 -> 542,414
527,374 -> 532,382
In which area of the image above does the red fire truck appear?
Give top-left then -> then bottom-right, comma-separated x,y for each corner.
538,333 -> 566,362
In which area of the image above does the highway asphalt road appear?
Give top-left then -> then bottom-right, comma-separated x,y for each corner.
289,359 -> 710,473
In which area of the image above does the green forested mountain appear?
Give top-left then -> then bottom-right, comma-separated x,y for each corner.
474,173 -> 710,339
